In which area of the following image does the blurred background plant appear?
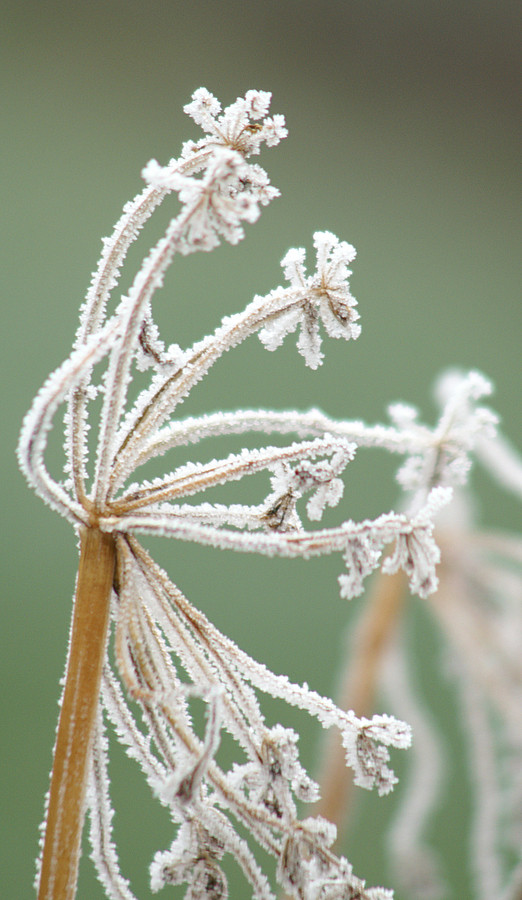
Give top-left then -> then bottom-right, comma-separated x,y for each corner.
315,399 -> 522,899
2,2 -> 520,898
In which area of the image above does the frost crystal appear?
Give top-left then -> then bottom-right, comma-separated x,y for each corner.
258,231 -> 360,369
18,88 -> 520,900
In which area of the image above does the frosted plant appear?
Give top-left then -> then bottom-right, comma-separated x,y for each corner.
17,88 -> 520,900
316,376 -> 522,899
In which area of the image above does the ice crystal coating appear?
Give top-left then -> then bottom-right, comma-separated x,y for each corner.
18,88 -> 521,900
389,370 -> 498,501
258,231 -> 360,368
181,88 -> 287,161
142,147 -> 277,252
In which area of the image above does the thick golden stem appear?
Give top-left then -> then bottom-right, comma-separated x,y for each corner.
38,527 -> 116,900
316,570 -> 406,841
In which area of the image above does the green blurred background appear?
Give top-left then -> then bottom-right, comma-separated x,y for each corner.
2,2 -> 520,897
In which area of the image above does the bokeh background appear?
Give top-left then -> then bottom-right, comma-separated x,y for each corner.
2,2 -> 520,897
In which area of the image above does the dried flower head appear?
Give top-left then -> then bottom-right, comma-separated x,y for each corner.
17,89 -> 520,900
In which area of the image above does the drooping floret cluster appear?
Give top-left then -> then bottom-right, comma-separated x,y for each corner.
18,89 -> 519,900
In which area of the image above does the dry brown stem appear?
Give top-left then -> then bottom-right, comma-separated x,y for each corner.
38,527 -> 116,900
315,569 -> 406,842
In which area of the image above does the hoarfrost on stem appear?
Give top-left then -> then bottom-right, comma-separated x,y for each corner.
18,87 -> 520,900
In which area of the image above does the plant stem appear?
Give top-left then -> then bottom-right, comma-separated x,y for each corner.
38,527 -> 116,900
316,570 -> 406,842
